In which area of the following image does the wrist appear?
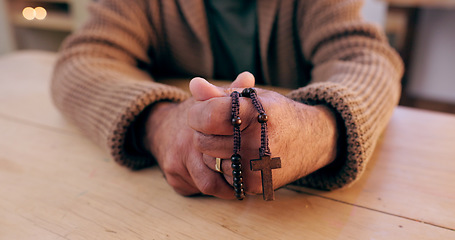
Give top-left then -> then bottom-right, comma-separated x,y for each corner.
313,104 -> 346,171
275,100 -> 340,182
303,104 -> 339,170
143,101 -> 177,158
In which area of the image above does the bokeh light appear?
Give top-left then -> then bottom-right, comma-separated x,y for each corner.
22,7 -> 36,21
34,7 -> 47,20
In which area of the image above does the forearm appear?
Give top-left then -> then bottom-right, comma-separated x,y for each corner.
310,105 -> 340,168
281,102 -> 339,183
51,0 -> 190,168
142,101 -> 178,163
289,0 -> 403,189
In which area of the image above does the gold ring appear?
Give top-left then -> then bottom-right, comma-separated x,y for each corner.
215,158 -> 223,173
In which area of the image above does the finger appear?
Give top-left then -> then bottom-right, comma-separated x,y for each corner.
188,97 -> 257,135
165,173 -> 201,196
216,157 -> 263,195
189,77 -> 225,101
202,154 -> 265,195
189,73 -> 255,101
229,72 -> 255,89
224,175 -> 233,186
202,154 -> 233,177
159,159 -> 201,196
193,131 -> 258,157
186,153 -> 235,199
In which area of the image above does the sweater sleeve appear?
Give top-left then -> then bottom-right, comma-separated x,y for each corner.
51,0 -> 189,169
288,0 -> 404,189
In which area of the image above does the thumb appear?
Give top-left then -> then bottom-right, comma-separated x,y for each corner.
189,72 -> 256,101
230,72 -> 255,89
189,77 -> 225,101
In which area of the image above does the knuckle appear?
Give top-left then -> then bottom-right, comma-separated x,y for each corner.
160,161 -> 177,175
198,179 -> 218,195
166,177 -> 181,189
201,100 -> 231,134
166,177 -> 186,193
193,132 -> 211,152
204,110 -> 216,132
160,156 -> 183,177
167,176 -> 197,196
198,100 -> 219,132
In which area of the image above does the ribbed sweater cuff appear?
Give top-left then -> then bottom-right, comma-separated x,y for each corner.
108,83 -> 190,169
287,82 -> 370,190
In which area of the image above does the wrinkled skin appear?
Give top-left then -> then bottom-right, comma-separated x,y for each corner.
144,72 -> 338,199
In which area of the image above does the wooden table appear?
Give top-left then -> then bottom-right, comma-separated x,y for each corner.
1,51 -> 454,239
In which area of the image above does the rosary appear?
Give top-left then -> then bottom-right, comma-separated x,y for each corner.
230,88 -> 281,201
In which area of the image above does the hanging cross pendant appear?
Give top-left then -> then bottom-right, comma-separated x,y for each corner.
250,155 -> 281,201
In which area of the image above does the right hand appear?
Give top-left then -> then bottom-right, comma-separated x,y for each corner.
142,73 -> 255,199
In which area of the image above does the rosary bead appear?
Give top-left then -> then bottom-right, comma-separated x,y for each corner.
241,88 -> 255,98
231,90 -> 245,200
231,162 -> 241,171
233,176 -> 243,183
233,181 -> 243,189
234,187 -> 244,195
235,192 -> 245,200
231,116 -> 242,126
258,113 -> 268,123
232,169 -> 242,177
231,154 -> 241,163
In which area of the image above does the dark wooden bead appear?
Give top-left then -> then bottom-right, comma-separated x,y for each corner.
233,176 -> 243,183
235,192 -> 245,200
241,88 -> 255,98
233,182 -> 243,189
232,169 -> 242,177
258,113 -> 268,123
234,187 -> 244,195
231,162 -> 241,171
231,154 -> 241,163
231,116 -> 242,126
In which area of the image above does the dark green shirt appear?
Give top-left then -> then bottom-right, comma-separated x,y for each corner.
205,0 -> 261,82
126,1 -> 261,157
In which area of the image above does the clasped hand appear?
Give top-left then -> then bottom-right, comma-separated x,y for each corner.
143,72 -> 338,199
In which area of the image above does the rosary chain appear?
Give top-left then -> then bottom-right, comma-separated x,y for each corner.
229,88 -> 272,200
242,88 -> 271,157
230,91 -> 245,200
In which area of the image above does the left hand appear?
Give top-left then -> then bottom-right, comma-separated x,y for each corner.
188,73 -> 339,195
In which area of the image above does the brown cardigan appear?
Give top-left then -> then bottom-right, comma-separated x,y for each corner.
51,0 -> 403,190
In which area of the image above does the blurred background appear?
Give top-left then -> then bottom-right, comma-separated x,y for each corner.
0,0 -> 454,113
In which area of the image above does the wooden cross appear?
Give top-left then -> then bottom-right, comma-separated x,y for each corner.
250,155 -> 281,201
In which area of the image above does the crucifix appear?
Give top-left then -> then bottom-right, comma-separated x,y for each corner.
251,155 -> 281,201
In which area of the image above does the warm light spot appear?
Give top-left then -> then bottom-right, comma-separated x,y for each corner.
22,7 -> 36,21
34,7 -> 47,20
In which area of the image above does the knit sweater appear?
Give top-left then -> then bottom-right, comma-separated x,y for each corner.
51,0 -> 403,190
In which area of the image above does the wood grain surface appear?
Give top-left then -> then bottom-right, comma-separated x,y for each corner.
1,51 -> 454,239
